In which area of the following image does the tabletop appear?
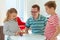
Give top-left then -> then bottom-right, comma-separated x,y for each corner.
5,34 -> 60,40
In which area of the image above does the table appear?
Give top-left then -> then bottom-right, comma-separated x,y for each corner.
5,34 -> 45,40
5,34 -> 60,40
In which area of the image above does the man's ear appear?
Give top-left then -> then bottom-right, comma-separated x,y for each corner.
38,10 -> 40,13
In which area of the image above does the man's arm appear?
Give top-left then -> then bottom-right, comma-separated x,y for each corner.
25,27 -> 29,34
25,18 -> 30,34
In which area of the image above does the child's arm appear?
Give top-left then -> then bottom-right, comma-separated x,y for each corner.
50,25 -> 60,40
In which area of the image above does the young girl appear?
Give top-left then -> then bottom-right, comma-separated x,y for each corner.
3,8 -> 23,36
44,1 -> 60,40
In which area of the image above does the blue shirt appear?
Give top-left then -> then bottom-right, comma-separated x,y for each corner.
26,14 -> 47,35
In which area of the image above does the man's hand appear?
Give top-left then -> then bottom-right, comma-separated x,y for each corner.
25,27 -> 29,34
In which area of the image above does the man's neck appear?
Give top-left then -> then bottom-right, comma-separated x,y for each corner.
33,14 -> 39,20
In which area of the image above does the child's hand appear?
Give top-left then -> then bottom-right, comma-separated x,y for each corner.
15,31 -> 23,36
50,38 -> 54,40
15,31 -> 20,36
19,32 -> 23,36
50,37 -> 56,40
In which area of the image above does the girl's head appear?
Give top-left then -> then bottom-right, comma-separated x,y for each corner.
44,1 -> 56,15
4,8 -> 17,22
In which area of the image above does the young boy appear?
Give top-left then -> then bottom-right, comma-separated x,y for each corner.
44,1 -> 60,40
4,8 -> 23,36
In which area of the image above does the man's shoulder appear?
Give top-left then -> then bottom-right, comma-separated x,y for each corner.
40,15 -> 46,18
27,17 -> 33,20
40,15 -> 47,20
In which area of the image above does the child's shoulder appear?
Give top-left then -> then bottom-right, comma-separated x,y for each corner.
4,20 -> 17,24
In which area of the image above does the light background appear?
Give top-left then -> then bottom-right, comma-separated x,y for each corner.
0,0 -> 60,25
0,0 -> 60,39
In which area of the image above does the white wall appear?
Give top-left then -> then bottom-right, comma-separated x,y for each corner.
0,0 -> 24,25
0,0 -> 6,26
24,0 -> 60,22
24,0 -> 49,22
0,0 -> 17,26
0,0 -> 60,25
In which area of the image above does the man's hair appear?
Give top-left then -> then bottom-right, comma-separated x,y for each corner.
44,1 -> 56,10
32,4 -> 40,11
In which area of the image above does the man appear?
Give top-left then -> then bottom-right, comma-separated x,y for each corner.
25,4 -> 47,35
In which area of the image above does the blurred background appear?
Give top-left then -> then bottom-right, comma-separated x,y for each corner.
0,0 -> 60,40
0,0 -> 60,26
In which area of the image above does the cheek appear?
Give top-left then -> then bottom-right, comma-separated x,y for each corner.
9,15 -> 13,18
45,7 -> 50,13
46,9 -> 50,13
10,15 -> 15,18
32,13 -> 34,16
46,10 -> 48,13
13,14 -> 17,17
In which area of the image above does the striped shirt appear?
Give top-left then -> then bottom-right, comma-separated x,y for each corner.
45,14 -> 59,40
26,14 -> 47,35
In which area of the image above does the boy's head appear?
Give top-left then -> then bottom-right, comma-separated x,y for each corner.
44,1 -> 56,14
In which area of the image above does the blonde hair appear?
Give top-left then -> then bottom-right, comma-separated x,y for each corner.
4,8 -> 17,22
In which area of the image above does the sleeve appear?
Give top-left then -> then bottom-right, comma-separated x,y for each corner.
42,17 -> 47,31
3,23 -> 15,36
49,17 -> 59,27
25,19 -> 30,28
44,17 -> 48,26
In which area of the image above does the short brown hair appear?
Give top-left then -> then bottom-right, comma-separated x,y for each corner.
32,4 -> 40,11
44,1 -> 56,10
